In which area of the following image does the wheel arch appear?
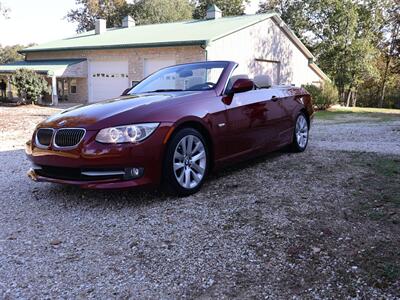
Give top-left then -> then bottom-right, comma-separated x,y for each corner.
299,107 -> 311,128
164,117 -> 215,169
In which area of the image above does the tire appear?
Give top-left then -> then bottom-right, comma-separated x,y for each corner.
162,128 -> 209,196
291,112 -> 309,152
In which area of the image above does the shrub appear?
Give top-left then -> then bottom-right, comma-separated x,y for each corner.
10,69 -> 50,104
303,82 -> 339,110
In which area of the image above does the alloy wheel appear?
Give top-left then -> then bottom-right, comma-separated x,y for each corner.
173,135 -> 206,189
295,115 -> 308,148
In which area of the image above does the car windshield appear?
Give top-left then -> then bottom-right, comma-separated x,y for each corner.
129,61 -> 229,94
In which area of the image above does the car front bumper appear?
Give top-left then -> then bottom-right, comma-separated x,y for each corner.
26,123 -> 173,189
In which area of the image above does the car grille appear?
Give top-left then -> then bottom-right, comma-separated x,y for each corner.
54,129 -> 85,148
36,128 -> 54,147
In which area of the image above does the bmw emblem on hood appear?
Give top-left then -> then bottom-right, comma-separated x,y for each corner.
58,120 -> 67,127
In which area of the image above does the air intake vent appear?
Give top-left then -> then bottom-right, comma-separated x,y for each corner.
36,128 -> 54,147
54,128 -> 85,148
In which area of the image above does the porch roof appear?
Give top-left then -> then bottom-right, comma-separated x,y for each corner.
0,59 -> 86,76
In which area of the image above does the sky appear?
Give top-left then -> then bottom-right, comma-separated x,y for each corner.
0,0 -> 261,47
0,0 -> 77,46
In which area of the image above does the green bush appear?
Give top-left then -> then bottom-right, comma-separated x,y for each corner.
303,82 -> 339,110
10,68 -> 50,104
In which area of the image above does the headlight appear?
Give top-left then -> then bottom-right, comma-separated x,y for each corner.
95,123 -> 159,144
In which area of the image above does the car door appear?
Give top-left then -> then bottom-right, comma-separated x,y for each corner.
221,87 -> 287,159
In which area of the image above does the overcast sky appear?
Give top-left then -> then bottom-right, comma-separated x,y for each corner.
0,0 -> 261,46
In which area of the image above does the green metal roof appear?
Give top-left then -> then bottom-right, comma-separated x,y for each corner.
0,59 -> 86,75
21,13 -> 277,53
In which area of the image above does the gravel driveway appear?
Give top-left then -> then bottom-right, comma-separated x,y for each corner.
0,105 -> 399,299
312,116 -> 400,155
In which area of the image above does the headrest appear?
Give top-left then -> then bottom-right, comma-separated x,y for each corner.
254,75 -> 272,88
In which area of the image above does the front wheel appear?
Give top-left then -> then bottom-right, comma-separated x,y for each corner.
291,113 -> 309,152
163,128 -> 209,196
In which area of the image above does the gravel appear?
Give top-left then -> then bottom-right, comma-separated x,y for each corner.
0,105 -> 399,299
312,118 -> 400,155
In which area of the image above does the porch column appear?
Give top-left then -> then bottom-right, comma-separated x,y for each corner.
7,77 -> 12,100
61,79 -> 65,100
67,79 -> 70,101
51,75 -> 58,106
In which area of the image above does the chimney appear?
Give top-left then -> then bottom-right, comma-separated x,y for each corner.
122,16 -> 135,28
95,19 -> 106,34
206,4 -> 222,20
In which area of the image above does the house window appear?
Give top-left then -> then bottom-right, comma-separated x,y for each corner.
70,79 -> 77,94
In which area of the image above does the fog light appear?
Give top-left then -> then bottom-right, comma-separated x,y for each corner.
124,167 -> 144,180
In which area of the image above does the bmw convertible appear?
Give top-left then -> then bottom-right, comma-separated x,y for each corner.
26,61 -> 313,195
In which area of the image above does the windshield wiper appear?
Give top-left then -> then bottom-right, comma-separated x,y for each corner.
146,89 -> 184,93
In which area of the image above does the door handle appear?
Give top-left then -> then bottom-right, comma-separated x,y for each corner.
271,96 -> 279,102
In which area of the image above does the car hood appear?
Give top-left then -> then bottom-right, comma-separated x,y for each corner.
40,92 -> 204,130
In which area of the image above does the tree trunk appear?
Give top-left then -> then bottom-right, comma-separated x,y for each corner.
346,86 -> 353,107
352,90 -> 357,107
346,91 -> 351,107
379,56 -> 391,108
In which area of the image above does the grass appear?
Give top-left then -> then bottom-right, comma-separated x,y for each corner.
374,158 -> 400,177
356,242 -> 400,288
315,106 -> 400,121
356,156 -> 400,214
349,155 -> 400,288
329,106 -> 400,114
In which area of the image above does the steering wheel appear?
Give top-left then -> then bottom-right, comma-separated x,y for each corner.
204,82 -> 216,88
189,82 -> 216,90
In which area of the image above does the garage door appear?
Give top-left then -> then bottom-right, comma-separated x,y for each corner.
89,61 -> 129,102
144,58 -> 176,77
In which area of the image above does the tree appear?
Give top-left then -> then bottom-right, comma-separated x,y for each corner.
66,0 -> 130,32
259,2 -> 307,33
259,0 -> 386,106
130,0 -> 193,25
0,44 -> 25,64
378,5 -> 399,107
10,69 -> 50,104
67,0 -> 194,32
192,0 -> 249,19
258,1 -> 313,48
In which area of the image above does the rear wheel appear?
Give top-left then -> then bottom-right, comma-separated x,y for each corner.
291,113 -> 309,152
163,128 -> 209,196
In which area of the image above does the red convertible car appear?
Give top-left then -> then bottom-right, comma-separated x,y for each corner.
26,61 -> 313,195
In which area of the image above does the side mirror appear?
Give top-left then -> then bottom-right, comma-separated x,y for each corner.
222,78 -> 254,105
230,78 -> 254,94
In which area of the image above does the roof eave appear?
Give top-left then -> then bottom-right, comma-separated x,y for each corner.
0,59 -> 88,76
20,40 -> 208,54
309,63 -> 331,82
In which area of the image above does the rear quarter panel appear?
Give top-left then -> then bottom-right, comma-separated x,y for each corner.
279,87 -> 314,141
